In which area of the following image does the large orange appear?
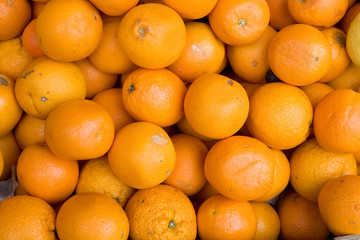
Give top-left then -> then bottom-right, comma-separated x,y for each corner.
250,201 -> 280,240
36,0 -> 103,62
88,0 -> 139,16
0,132 -> 21,180
265,0 -> 296,30
14,114 -> 46,150
162,0 -> 217,19
118,3 -> 186,69
45,99 -> 115,161
21,19 -> 45,58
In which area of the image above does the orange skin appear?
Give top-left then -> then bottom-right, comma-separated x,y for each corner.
314,89 -> 360,153
340,2 -> 360,33
168,21 -> 227,83
122,68 -> 187,127
184,73 -> 249,139
318,175 -> 360,236
36,0 -> 103,62
0,132 -> 21,181
265,0 -> 296,30
16,143 -> 79,204
164,134 -> 208,196
88,0 -> 139,16
278,191 -> 330,240
300,83 -> 334,110
176,117 -> 213,142
14,114 -> 46,150
56,193 -> 129,240
328,63 -> 360,91
204,136 -> 276,201
197,194 -> 257,240
162,0 -> 217,19
22,19 -> 45,58
250,202 -> 280,240
125,184 -> 197,240
108,122 -> 176,189
0,0 -> 31,40
193,182 -> 219,204
118,3 -> 186,69
208,0 -> 270,46
228,25 -> 277,83
268,24 -> 332,86
31,1 -> 47,19
45,99 -> 115,161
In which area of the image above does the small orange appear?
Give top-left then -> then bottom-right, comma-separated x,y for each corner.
0,0 -> 31,40
15,56 -> 87,119
0,132 -> 21,180
0,195 -> 56,239
167,21 -> 227,83
227,25 -> 277,83
125,184 -> 197,240
268,24 -> 332,86
250,202 -> 280,240
197,194 -> 257,240
314,89 -> 360,153
184,73 -> 249,139
108,122 -> 176,189
278,191 -> 330,240
328,63 -> 360,91
204,135 -> 275,201
92,88 -> 135,132
89,17 -> 136,75
21,19 -> 45,58
246,82 -> 313,150
122,68 -> 187,127
340,2 -> 360,33
14,114 -> 46,150
56,193 -> 129,240
265,0 -> 296,30
318,175 -> 360,236
45,99 -> 115,161
75,58 -> 118,99
16,143 -> 79,204
164,134 -> 208,196
88,0 -> 139,16
208,0 -> 270,46
118,3 -> 186,69
36,0 -> 103,62
300,83 -> 334,110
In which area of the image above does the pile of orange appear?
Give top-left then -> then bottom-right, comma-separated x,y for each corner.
1,0 -> 360,239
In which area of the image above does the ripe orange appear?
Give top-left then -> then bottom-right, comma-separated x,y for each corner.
21,19 -> 45,58
184,73 -> 249,139
209,0 -> 270,46
125,184 -> 197,240
268,24 -> 332,86
176,116 -> 213,142
56,193 -> 129,240
118,3 -> 186,69
122,68 -> 187,127
162,0 -> 217,19
45,99 -> 115,161
108,122 -> 176,189
14,114 -> 46,150
88,0 -> 139,16
197,194 -> 257,240
328,62 -> 360,91
265,0 -> 296,30
300,83 -> 334,110
340,2 -> 360,33
36,0 -> 103,62
250,202 -> 280,240
0,132 -> 21,180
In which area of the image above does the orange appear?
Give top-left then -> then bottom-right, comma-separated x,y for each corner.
76,156 -> 135,208
255,149 -> 290,201
16,143 -> 79,204
108,122 -> 176,189
204,135 -> 275,201
250,202 -> 280,240
227,25 -> 277,83
287,0 -> 348,29
36,0 -> 103,62
56,193 -> 129,240
21,19 -> 45,58
290,137 -> 357,202
45,99 -> 115,161
300,83 -> 334,110
164,133 -> 208,196
268,24 -> 332,86
175,117 -> 213,142
340,2 -> 360,33
89,17 -> 136,75
122,68 -> 187,127
241,82 -> 265,98
167,21 -> 227,83
197,194 -> 257,240
0,74 -> 22,137
14,184 -> 28,196
0,37 -> 33,81
92,88 -> 135,132
14,114 -> 46,150
0,195 -> 55,239
265,0 -> 296,30
31,1 -> 47,19
318,175 -> 360,236
118,3 -> 186,69
193,182 -> 219,204
346,12 -> 360,67
0,132 -> 20,180
125,184 -> 197,240
15,56 -> 87,119
89,0 -> 139,16
0,0 -> 31,40
328,63 -> 360,91
75,58 -> 118,99
184,73 -> 249,139
246,82 -> 313,150
314,89 -> 360,153
162,0 -> 217,19
208,0 -> 270,46
278,191 -> 330,240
